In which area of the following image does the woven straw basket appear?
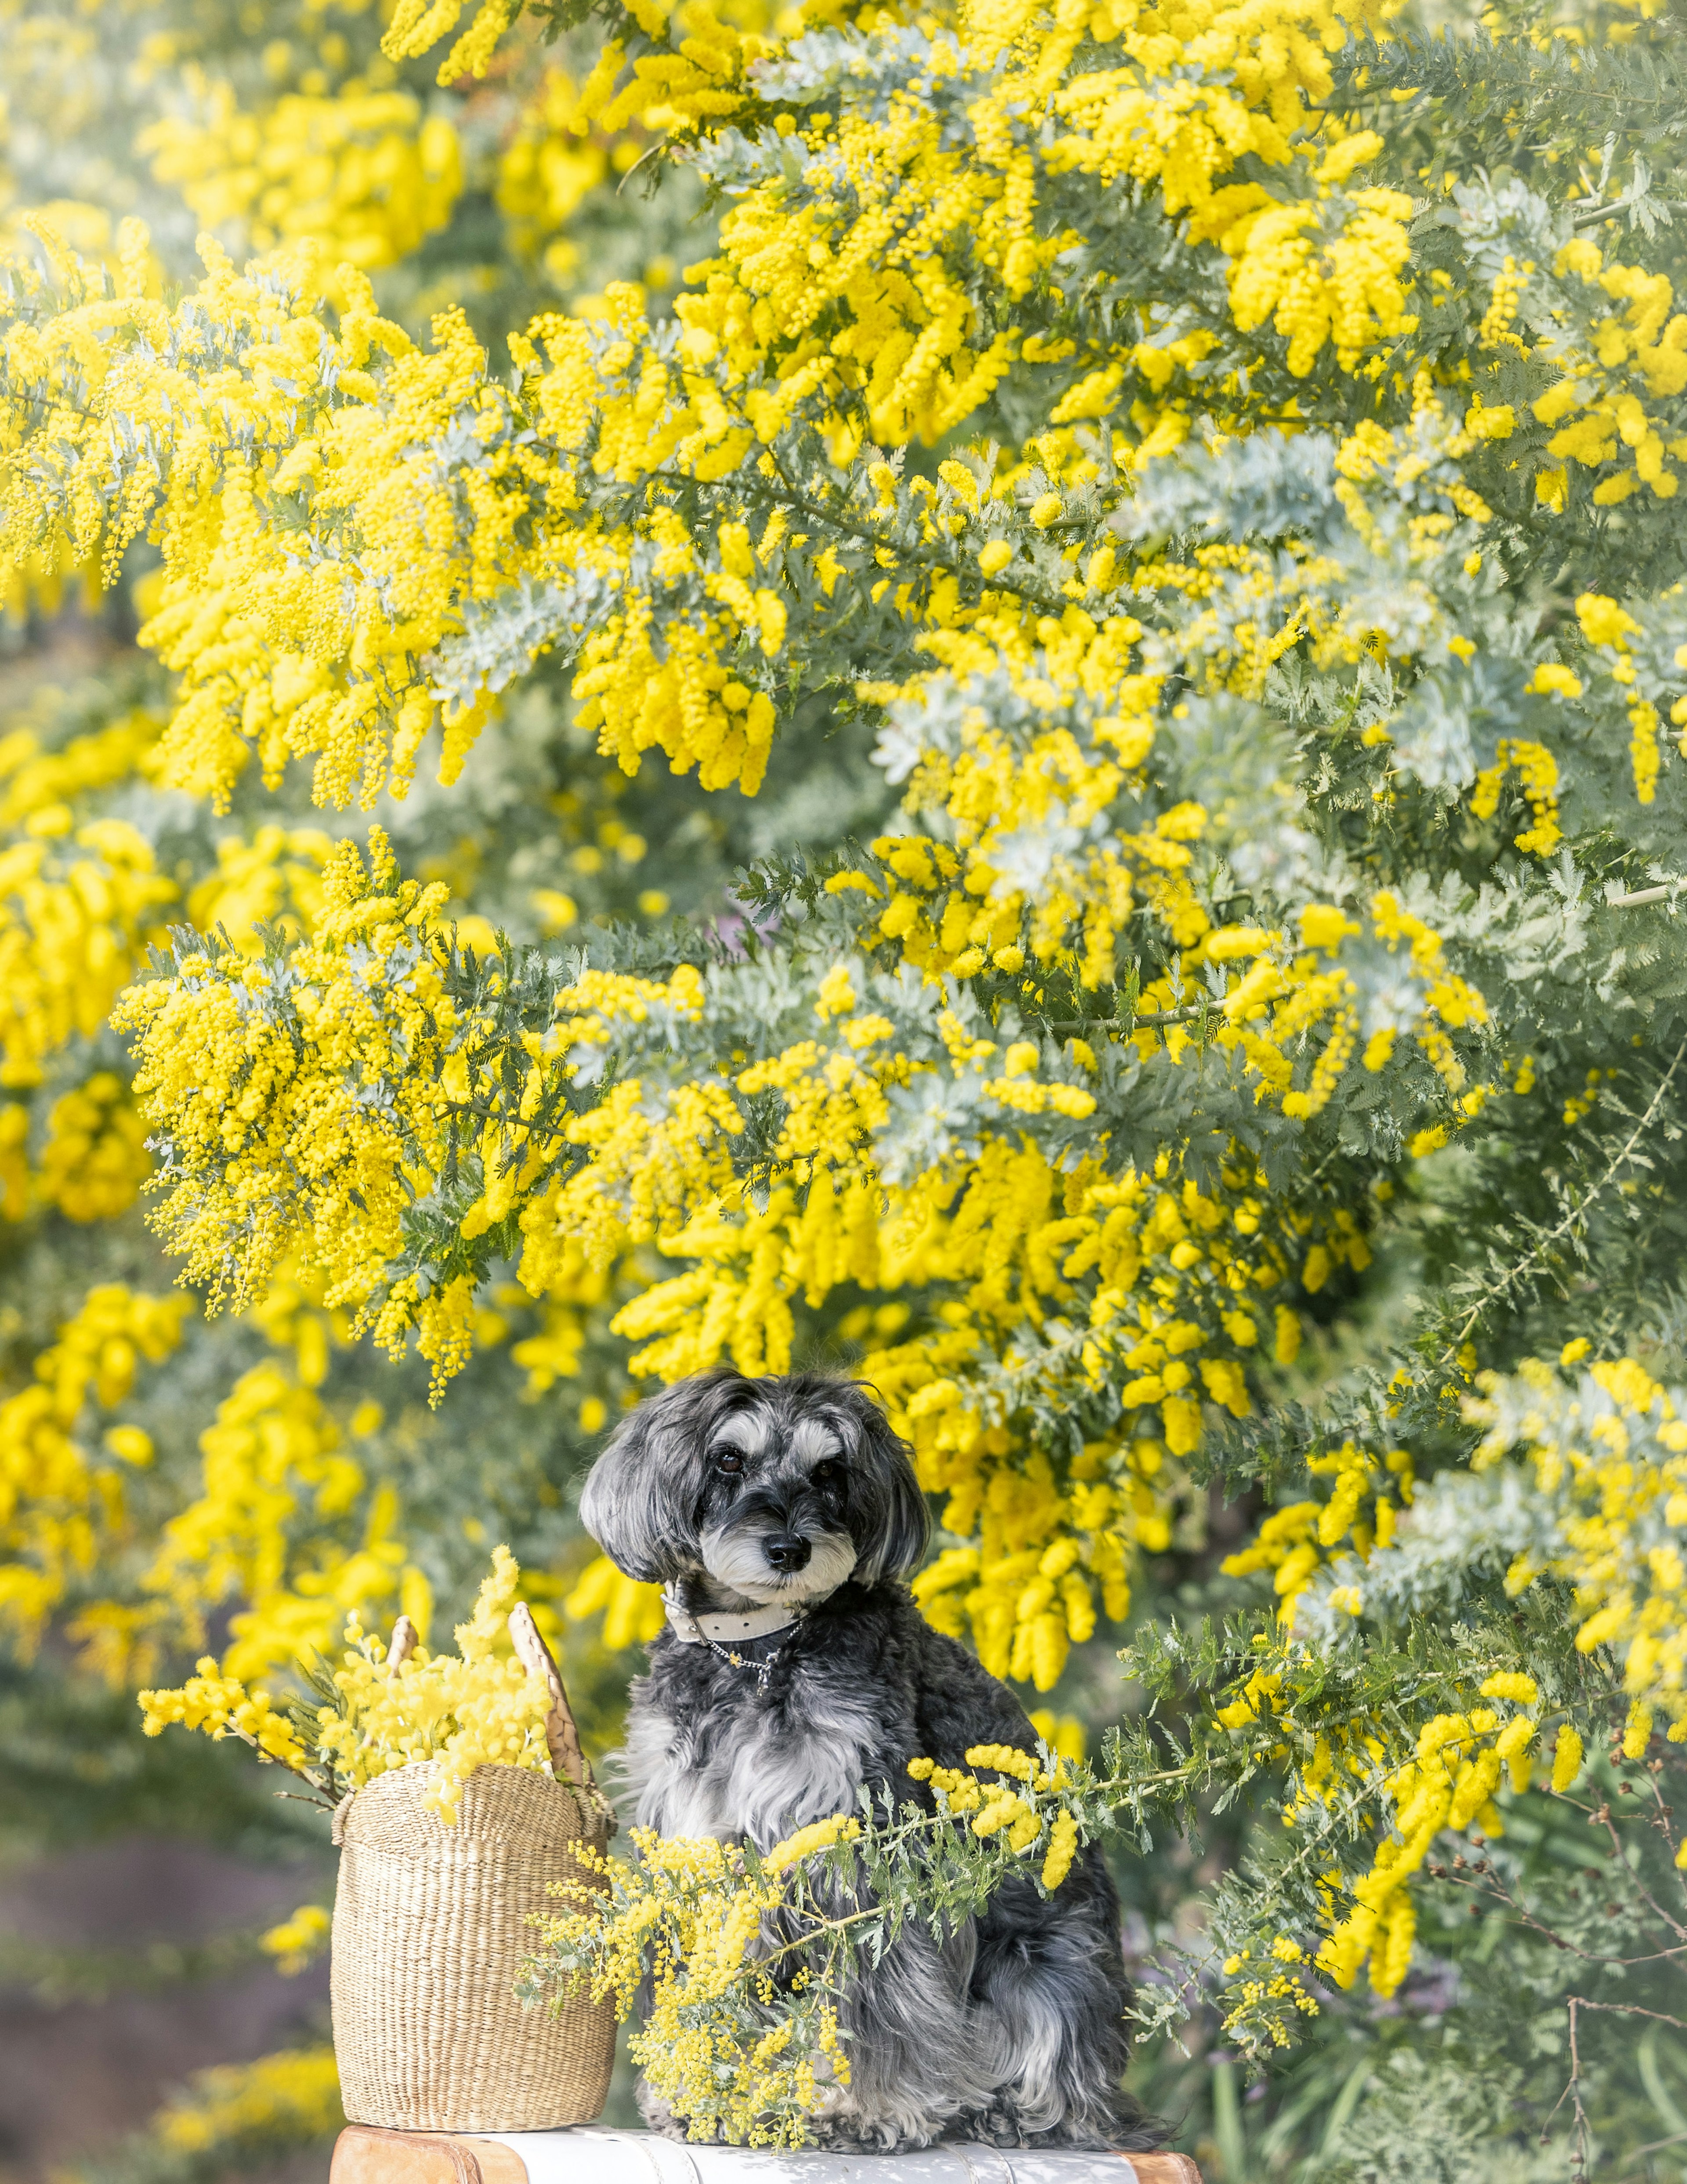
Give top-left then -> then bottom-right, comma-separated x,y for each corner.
330,1761 -> 616,2131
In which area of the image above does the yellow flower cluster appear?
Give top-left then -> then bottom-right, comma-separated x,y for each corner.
1534,237 -> 1687,508
906,1742 -> 1079,1887
315,1545 -> 562,1820
1207,1344 -> 1687,2006
1222,135 -> 1414,378
1042,1810 -> 1081,1889
869,669 -> 1210,990
142,81 -> 463,277
0,1283 -> 191,1672
152,2046 -> 343,2155
0,816 -> 175,1086
1314,1672 -> 1542,1998
496,67 -> 619,288
384,0 -> 528,86
142,1358 -> 422,1679
0,700 -> 172,1210
1216,1937 -> 1320,2051
33,1070 -> 152,1222
112,836 -> 712,1393
874,691 -> 1492,1113
764,1811 -> 863,1873
1470,736 -> 1563,856
910,1477 -> 1123,1696
115,829 -> 461,1348
1469,1353 -> 1687,1734
260,1901 -> 332,1976
0,699 -> 161,833
1270,1343 -> 1687,1996
564,1552 -> 667,1648
1552,1721 -> 1586,1794
1569,589 -> 1678,808
188,825 -> 332,953
0,236 -> 452,809
538,1819 -> 853,2144
665,0 -> 1402,457
141,1546 -> 565,1823
1221,1437 -> 1416,1626
138,1655 -> 315,1769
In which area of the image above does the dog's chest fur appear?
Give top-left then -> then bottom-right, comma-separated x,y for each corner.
624,1646 -> 883,1847
619,1585 -> 935,1848
618,1582 -> 1034,1851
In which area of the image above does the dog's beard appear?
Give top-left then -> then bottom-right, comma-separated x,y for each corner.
697,1517 -> 858,1606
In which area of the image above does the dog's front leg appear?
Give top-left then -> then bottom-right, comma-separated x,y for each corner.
809,1916 -> 997,2153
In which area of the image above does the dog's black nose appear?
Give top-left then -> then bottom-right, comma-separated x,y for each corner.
763,1534 -> 811,1572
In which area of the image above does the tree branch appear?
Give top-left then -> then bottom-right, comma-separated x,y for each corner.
1447,1032 -> 1687,1351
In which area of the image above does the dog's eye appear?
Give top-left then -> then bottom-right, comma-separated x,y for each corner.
813,1458 -> 843,1488
713,1448 -> 745,1476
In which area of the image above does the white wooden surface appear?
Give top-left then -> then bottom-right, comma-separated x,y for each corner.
468,2129 -> 1168,2184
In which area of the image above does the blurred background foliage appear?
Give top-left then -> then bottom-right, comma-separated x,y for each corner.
1,0 -> 1687,2176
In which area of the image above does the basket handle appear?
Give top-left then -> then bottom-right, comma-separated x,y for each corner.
508,1603 -> 618,1832
386,1614 -> 419,1677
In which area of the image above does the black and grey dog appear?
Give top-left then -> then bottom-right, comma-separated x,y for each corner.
579,1368 -> 1160,2153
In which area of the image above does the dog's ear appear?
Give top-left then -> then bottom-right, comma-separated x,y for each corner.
579,1384 -> 711,1582
843,1389 -> 931,1585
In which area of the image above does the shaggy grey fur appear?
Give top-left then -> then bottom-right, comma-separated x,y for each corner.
579,1369 -> 1162,2153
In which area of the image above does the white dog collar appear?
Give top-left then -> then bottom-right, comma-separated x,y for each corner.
662,1585 -> 805,1647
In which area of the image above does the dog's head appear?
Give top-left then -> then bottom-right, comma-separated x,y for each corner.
579,1370 -> 929,1604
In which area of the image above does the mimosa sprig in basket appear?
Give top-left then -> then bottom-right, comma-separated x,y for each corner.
139,1545 -> 610,1826
138,1546 -> 617,2132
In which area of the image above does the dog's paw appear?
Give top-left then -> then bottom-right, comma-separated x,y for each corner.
949,2100 -> 1024,2149
949,2099 -> 1165,2155
635,2080 -> 713,2144
810,2115 -> 943,2156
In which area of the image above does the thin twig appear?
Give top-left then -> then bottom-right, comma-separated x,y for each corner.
1543,2003 -> 1579,2135
1608,884 -> 1683,908
1448,1033 -> 1687,1350
1640,1766 -> 1687,1879
1541,1995 -> 1592,2181
1571,197 -> 1685,230
222,1719 -> 335,1799
1569,1996 -> 1687,2035
1448,1860 -> 1687,1967
1588,1792 -> 1687,1942
1047,1004 -> 1209,1034
1625,2128 -> 1687,2162
636,466 -> 1076,621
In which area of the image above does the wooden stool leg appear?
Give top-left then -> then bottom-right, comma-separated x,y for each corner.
331,2126 -> 529,2184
